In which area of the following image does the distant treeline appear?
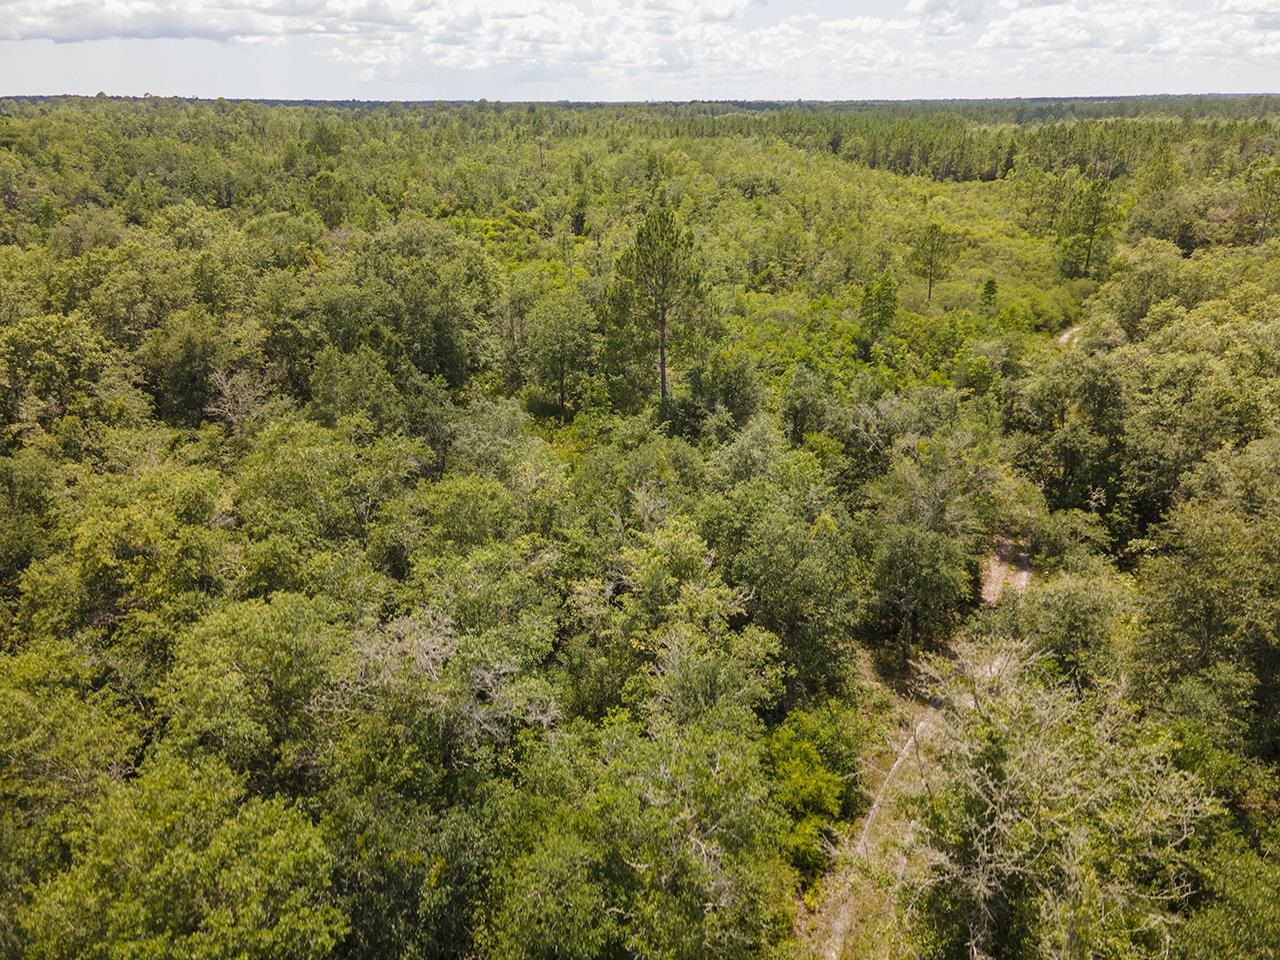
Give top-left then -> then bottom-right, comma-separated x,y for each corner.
3,93 -> 1278,185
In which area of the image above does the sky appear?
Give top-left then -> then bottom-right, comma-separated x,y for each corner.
0,0 -> 1277,102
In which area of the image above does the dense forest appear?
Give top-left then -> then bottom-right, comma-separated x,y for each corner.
2,94 -> 1280,959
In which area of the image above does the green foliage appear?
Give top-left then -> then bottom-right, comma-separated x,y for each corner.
484,717 -> 795,960
980,277 -> 998,311
0,95 -> 1277,960
860,270 -> 899,350
1055,176 -> 1118,278
614,202 -> 701,401
766,701 -> 872,879
1015,568 -> 1129,680
235,415 -> 426,546
18,461 -> 228,692
699,448 -> 859,697
1133,436 -> 1280,761
863,522 -> 971,659
308,344 -> 408,432
0,312 -> 108,434
164,593 -> 347,788
908,222 -> 959,302
0,639 -> 140,953
21,753 -> 347,960
910,657 -> 1220,960
525,286 -> 596,417
1177,838 -> 1280,960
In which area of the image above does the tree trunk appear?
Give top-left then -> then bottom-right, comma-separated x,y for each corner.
658,309 -> 668,400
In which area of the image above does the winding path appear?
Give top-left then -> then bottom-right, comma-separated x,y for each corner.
809,315 -> 1064,957
809,542 -> 1031,960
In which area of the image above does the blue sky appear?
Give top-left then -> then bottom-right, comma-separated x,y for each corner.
0,1 -> 1276,101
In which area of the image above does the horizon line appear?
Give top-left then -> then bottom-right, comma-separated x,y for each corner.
4,91 -> 1280,108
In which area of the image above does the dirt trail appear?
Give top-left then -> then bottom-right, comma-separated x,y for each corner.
853,721 -> 922,859
981,538 -> 1032,606
1057,323 -> 1083,346
805,542 -> 1031,960
801,700 -> 929,960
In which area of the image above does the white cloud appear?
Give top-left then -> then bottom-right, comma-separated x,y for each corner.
824,17 -> 916,35
0,0 -> 1273,99
907,0 -> 988,35
977,0 -> 1279,64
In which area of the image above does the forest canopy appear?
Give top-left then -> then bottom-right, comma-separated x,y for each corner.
2,94 -> 1280,959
